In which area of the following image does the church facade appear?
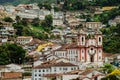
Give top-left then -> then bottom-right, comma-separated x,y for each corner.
54,29 -> 103,63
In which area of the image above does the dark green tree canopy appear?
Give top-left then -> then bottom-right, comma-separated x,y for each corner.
3,17 -> 14,22
0,43 -> 26,65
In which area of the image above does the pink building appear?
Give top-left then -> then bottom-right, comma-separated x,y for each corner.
54,29 -> 103,63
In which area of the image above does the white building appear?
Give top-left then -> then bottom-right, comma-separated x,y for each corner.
53,19 -> 63,26
0,21 -> 15,43
85,22 -> 102,30
16,36 -> 33,45
32,61 -> 78,80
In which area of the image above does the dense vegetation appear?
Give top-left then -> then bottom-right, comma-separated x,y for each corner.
94,0 -> 120,6
0,0 -> 56,5
12,15 -> 53,40
93,7 -> 120,24
101,69 -> 120,80
101,23 -> 120,53
1,0 -> 120,7
0,43 -> 26,65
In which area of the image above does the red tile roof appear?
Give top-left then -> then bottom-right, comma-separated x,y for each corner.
34,61 -> 77,69
1,72 -> 22,79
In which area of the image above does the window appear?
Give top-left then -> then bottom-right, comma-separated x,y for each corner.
74,67 -> 76,70
82,57 -> 84,59
99,56 -> 101,59
99,37 -> 101,42
71,68 -> 74,70
82,37 -> 84,42
63,68 -> 67,71
39,74 -> 41,76
39,78 -> 41,80
99,50 -> 101,53
46,69 -> 49,72
39,70 -> 41,72
35,70 -> 37,72
35,74 -> 37,76
59,68 -> 62,70
43,70 -> 45,72
82,50 -> 84,53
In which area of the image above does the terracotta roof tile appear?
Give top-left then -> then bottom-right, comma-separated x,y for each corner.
1,72 -> 22,79
34,61 -> 77,69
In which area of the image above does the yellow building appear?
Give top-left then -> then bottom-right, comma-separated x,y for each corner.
102,6 -> 118,11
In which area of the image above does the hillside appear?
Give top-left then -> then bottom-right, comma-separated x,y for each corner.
0,0 -> 56,5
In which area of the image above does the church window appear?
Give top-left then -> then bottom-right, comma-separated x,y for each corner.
82,57 -> 84,59
82,37 -> 84,42
99,50 -> 101,53
99,56 -> 101,59
82,50 -> 84,53
91,48 -> 93,51
99,37 -> 101,42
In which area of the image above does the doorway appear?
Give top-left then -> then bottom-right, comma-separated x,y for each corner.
90,55 -> 94,62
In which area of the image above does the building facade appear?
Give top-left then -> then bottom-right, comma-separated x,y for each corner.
32,61 -> 78,80
54,29 -> 103,63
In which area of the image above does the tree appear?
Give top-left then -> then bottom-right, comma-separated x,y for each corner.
101,69 -> 120,80
32,18 -> 40,26
101,64 -> 115,74
45,15 -> 53,26
3,17 -> 13,22
41,15 -> 53,30
0,43 -> 26,65
21,18 -> 28,26
13,23 -> 24,36
15,16 -> 21,23
38,3 -> 51,10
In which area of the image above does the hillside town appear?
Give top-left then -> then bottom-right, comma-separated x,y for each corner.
0,0 -> 120,80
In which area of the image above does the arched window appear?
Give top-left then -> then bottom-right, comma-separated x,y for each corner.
82,37 -> 84,42
99,37 -> 101,42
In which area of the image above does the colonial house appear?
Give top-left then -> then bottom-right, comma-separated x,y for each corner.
54,29 -> 103,64
0,21 -> 15,43
52,11 -> 64,26
16,36 -> 33,45
32,61 -> 78,80
53,18 -> 63,26
85,22 -> 102,30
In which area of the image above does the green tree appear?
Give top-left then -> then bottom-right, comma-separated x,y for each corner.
0,43 -> 26,65
41,15 -> 53,30
15,16 -> 21,23
32,18 -> 40,26
101,64 -> 115,74
38,3 -> 51,10
3,17 -> 13,22
13,23 -> 24,36
101,69 -> 120,80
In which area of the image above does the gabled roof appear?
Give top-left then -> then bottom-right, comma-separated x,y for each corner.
34,61 -> 77,69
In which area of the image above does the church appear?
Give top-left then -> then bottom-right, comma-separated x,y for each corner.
54,29 -> 103,63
